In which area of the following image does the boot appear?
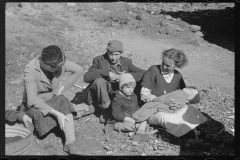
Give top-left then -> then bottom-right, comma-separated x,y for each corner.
63,141 -> 82,155
73,104 -> 95,120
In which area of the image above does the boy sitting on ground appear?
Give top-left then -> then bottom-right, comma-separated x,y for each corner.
111,73 -> 152,142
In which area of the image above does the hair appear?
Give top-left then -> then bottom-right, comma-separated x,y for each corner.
162,48 -> 188,68
121,82 -> 136,89
41,45 -> 66,67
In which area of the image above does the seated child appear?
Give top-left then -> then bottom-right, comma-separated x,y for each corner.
111,73 -> 152,142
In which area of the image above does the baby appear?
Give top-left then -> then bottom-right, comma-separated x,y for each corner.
152,86 -> 200,111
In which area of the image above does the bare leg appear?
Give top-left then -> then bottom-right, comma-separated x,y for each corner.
64,114 -> 75,144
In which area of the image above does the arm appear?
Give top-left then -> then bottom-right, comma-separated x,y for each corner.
24,69 -> 53,116
140,66 -> 156,92
62,61 -> 83,89
84,58 -> 109,83
127,59 -> 146,83
178,74 -> 186,90
5,110 -> 25,122
140,86 -> 157,103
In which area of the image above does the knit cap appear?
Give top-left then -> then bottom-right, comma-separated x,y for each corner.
41,45 -> 64,67
107,40 -> 123,53
119,73 -> 136,89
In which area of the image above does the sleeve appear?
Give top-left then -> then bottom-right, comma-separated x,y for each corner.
83,58 -> 109,83
5,110 -> 25,122
140,86 -> 156,103
62,61 -> 83,89
24,68 -> 53,116
37,92 -> 53,101
112,98 -> 129,121
178,74 -> 186,90
140,66 -> 156,92
127,59 -> 146,83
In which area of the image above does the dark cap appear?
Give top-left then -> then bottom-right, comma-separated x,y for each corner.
107,40 -> 123,53
41,45 -> 64,67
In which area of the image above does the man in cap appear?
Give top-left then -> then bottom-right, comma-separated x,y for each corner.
83,40 -> 146,123
18,45 -> 83,155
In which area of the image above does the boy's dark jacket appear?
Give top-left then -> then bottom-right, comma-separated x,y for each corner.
83,53 -> 146,84
112,92 -> 140,122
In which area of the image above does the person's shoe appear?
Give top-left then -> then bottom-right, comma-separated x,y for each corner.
185,138 -> 212,152
73,103 -> 95,120
104,124 -> 115,134
63,141 -> 82,155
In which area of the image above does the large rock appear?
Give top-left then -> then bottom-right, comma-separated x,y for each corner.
190,25 -> 201,32
195,31 -> 204,37
165,23 -> 184,34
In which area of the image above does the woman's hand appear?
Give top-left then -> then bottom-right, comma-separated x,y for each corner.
22,114 -> 33,128
109,71 -> 117,81
49,109 -> 70,132
57,85 -> 65,95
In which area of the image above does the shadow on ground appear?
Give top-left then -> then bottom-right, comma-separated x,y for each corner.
164,7 -> 235,52
151,111 -> 234,155
70,90 -> 86,105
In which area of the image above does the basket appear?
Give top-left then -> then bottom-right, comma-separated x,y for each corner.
5,122 -> 34,155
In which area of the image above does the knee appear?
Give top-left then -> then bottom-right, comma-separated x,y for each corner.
26,108 -> 42,120
100,101 -> 111,109
92,78 -> 107,86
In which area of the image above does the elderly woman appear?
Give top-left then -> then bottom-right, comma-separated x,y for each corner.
140,49 -> 210,150
18,45 -> 82,155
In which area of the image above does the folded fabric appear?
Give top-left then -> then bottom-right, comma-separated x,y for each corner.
132,102 -> 174,122
154,90 -> 188,108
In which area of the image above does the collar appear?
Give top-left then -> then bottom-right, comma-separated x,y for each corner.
116,91 -> 133,100
34,55 -> 42,72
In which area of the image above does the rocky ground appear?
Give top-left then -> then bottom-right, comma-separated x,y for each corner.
5,2 -> 235,156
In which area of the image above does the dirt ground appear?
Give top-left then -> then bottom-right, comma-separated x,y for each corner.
5,3 -> 235,156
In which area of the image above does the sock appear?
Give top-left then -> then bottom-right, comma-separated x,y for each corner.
64,114 -> 75,144
136,121 -> 147,134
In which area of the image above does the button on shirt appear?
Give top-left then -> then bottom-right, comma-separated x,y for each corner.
111,91 -> 140,122
108,60 -> 121,83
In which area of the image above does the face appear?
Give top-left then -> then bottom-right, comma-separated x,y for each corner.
107,51 -> 121,64
161,57 -> 176,74
40,59 -> 65,73
121,82 -> 135,96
